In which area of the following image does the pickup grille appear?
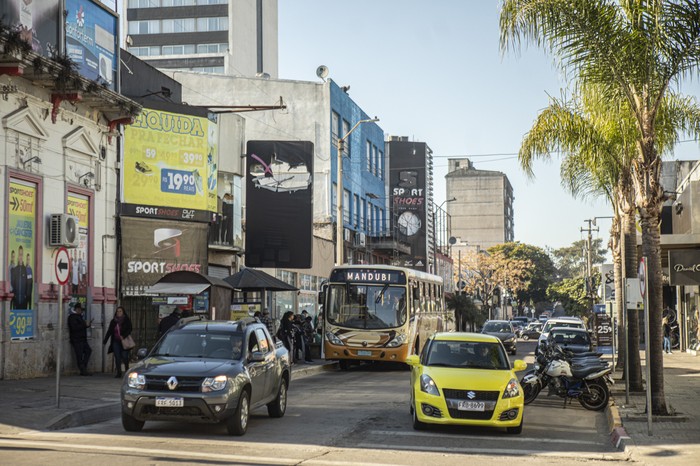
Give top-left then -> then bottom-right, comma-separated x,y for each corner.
142,405 -> 204,417
145,375 -> 205,392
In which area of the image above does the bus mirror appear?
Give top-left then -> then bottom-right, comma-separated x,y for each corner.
318,290 -> 325,305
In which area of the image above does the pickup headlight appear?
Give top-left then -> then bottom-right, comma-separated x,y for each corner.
326,331 -> 344,346
419,374 -> 440,396
386,334 -> 406,348
202,375 -> 227,392
127,372 -> 146,389
502,378 -> 521,398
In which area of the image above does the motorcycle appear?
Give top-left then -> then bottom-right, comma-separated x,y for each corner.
520,342 -> 612,411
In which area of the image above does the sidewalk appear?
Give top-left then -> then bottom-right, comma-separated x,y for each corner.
0,360 -> 337,434
608,350 -> 700,465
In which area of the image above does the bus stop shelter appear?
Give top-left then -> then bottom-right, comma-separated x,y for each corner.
147,271 -> 234,319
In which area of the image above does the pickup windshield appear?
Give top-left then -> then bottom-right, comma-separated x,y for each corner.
326,284 -> 407,329
152,331 -> 244,360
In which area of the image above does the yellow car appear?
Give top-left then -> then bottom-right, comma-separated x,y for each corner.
406,332 -> 527,434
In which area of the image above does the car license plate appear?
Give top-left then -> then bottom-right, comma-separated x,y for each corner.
357,350 -> 372,356
457,400 -> 485,411
155,397 -> 184,407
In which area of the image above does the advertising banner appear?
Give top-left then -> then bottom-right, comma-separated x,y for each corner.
123,108 -> 218,221
668,249 -> 700,286
389,141 -> 428,271
65,0 -> 118,89
245,140 -> 313,268
0,0 -> 60,58
593,313 -> 613,347
7,179 -> 37,340
120,217 -> 208,295
66,193 -> 90,298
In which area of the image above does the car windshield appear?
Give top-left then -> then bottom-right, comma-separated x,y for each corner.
550,330 -> 590,346
426,341 -> 509,370
326,284 -> 407,329
482,322 -> 512,333
151,331 -> 244,359
543,321 -> 583,333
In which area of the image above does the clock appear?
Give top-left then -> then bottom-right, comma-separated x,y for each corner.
398,212 -> 421,236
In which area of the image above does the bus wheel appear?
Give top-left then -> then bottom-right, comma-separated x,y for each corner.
338,360 -> 349,371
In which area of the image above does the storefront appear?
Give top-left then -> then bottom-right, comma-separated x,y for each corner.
668,250 -> 700,352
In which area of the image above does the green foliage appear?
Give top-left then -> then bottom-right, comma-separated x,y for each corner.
488,242 -> 556,304
552,238 -> 608,279
446,293 -> 484,331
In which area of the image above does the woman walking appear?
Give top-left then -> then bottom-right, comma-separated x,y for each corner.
104,306 -> 133,377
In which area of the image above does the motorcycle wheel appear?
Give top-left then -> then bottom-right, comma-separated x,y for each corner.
521,377 -> 541,405
578,381 -> 609,411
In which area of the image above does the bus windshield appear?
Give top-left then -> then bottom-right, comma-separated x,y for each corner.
326,284 -> 407,329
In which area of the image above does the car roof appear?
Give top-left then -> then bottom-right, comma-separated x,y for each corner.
431,332 -> 501,344
485,320 -> 511,324
549,326 -> 588,333
178,319 -> 260,333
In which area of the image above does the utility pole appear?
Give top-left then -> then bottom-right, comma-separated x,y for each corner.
581,219 -> 599,310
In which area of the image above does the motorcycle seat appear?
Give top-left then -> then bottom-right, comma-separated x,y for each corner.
571,365 -> 609,378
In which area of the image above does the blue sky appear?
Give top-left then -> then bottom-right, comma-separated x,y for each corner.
278,1 -> 700,253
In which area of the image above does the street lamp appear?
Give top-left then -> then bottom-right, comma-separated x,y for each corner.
432,197 -> 456,274
336,117 -> 379,265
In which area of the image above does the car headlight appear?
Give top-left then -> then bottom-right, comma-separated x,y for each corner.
202,375 -> 228,392
502,378 -> 521,398
386,334 -> 406,348
504,337 -> 515,343
326,331 -> 344,346
419,374 -> 440,396
127,372 -> 146,389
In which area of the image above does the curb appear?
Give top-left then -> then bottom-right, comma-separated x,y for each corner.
292,361 -> 338,379
607,398 -> 632,453
46,402 -> 121,431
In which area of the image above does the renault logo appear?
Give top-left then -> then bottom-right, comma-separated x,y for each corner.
167,376 -> 179,390
467,391 -> 476,399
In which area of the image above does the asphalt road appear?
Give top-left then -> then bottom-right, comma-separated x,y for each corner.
0,340 -> 627,465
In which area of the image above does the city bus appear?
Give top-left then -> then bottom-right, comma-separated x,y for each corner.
319,265 -> 448,369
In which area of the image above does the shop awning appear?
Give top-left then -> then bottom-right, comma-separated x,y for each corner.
146,282 -> 210,295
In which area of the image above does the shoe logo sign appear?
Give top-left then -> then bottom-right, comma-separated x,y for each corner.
467,391 -> 476,399
167,376 -> 179,390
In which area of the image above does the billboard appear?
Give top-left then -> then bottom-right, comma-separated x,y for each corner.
245,140 -> 313,268
65,0 -> 118,89
0,0 -> 60,58
389,141 -> 428,271
120,217 -> 209,295
123,108 -> 218,222
66,193 -> 90,300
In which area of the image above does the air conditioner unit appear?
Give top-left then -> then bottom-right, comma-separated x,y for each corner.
359,232 -> 366,246
49,214 -> 79,247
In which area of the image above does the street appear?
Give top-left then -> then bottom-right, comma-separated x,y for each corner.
0,340 -> 629,465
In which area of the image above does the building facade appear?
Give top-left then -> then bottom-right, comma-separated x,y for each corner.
446,158 -> 514,253
123,0 -> 278,77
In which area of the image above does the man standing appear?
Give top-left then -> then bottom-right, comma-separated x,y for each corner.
68,302 -> 93,376
13,245 -> 27,310
25,252 -> 33,309
158,308 -> 182,337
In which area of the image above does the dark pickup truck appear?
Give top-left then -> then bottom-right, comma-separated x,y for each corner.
121,317 -> 291,435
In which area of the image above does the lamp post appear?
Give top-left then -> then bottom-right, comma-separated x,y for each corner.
336,117 -> 379,265
432,197 -> 456,274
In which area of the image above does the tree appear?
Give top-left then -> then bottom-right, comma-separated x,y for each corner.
501,0 -> 700,413
547,273 -> 601,318
552,238 -> 607,279
488,243 -> 556,307
446,293 -> 481,331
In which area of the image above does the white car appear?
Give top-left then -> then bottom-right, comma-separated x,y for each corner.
536,317 -> 586,354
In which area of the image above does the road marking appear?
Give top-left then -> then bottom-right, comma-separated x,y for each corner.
356,443 -> 621,460
367,430 -> 601,445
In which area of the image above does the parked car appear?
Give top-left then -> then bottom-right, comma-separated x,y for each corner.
536,317 -> 586,354
121,317 -> 291,436
481,320 -> 517,355
509,321 -> 525,338
406,332 -> 527,434
547,327 -> 593,354
520,323 -> 542,341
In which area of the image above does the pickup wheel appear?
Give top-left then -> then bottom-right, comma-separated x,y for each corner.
267,378 -> 288,418
226,390 -> 250,436
122,412 -> 144,432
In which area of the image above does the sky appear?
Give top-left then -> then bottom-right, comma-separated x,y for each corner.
277,0 -> 700,254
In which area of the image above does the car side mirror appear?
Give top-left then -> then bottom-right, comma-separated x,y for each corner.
512,360 -> 527,372
136,348 -> 148,360
405,355 -> 420,366
249,351 -> 265,363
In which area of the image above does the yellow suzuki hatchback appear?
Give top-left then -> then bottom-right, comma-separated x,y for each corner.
406,332 -> 527,434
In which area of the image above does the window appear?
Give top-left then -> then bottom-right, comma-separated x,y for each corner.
331,111 -> 339,147
343,190 -> 350,224
368,204 -> 374,234
342,120 -> 350,156
197,17 -> 229,32
360,199 -> 366,231
129,20 -> 160,35
377,149 -> 384,179
366,141 -> 372,172
353,194 -> 359,227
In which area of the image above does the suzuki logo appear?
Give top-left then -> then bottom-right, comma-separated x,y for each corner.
467,391 -> 476,399
167,376 -> 179,390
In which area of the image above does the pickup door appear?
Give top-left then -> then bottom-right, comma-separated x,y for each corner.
246,329 -> 271,405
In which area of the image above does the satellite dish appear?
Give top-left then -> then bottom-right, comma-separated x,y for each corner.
448,236 -> 457,245
316,65 -> 329,81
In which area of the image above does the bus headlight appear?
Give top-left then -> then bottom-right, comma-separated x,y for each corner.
386,334 -> 406,348
326,332 -> 344,345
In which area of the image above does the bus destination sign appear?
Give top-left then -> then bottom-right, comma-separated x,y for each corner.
331,268 -> 406,284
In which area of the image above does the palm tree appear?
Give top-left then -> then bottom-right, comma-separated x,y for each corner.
501,0 -> 700,414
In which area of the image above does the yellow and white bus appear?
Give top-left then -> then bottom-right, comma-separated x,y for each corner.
319,265 -> 448,369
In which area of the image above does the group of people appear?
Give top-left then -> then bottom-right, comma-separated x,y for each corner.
8,245 -> 33,310
277,310 -> 316,364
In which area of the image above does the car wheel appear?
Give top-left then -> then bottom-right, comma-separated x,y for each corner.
412,403 -> 427,430
121,411 -> 144,432
506,416 -> 523,434
267,378 -> 288,418
226,390 -> 250,435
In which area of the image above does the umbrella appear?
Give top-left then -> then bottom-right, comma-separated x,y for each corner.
223,268 -> 298,291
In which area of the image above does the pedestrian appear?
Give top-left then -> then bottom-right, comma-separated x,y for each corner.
103,306 -> 133,378
663,315 -> 673,354
158,308 -> 182,337
67,302 -> 93,376
277,311 -> 295,361
292,314 -> 305,362
260,308 -> 274,336
302,316 -> 314,362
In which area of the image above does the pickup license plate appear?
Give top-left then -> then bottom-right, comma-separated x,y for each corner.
156,397 -> 184,407
457,400 -> 485,411
357,350 -> 372,357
